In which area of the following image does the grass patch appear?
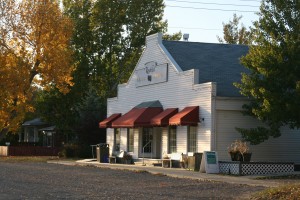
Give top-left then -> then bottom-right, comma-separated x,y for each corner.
0,156 -> 60,163
252,184 -> 300,200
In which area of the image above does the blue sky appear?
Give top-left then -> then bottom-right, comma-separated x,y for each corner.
163,0 -> 261,43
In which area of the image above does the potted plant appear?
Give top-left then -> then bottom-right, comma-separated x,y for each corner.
162,154 -> 170,168
228,140 -> 252,162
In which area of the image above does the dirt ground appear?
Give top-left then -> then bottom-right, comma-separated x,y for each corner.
0,162 -> 266,199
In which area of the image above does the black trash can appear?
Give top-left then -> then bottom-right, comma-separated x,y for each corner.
96,143 -> 109,163
188,153 -> 203,171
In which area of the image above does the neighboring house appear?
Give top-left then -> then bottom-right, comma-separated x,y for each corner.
39,126 -> 57,147
99,33 -> 300,164
0,118 -> 62,156
20,118 -> 49,144
20,118 -> 60,147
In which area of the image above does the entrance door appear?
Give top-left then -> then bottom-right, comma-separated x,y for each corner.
142,128 -> 153,157
141,127 -> 162,158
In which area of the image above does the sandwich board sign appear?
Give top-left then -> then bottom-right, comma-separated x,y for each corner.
200,151 -> 219,174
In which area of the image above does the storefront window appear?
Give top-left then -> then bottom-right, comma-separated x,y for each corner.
168,126 -> 177,153
127,128 -> 134,152
188,126 -> 197,152
114,128 -> 120,151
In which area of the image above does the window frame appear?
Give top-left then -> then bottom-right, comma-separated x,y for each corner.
127,128 -> 134,152
168,126 -> 177,153
187,126 -> 197,152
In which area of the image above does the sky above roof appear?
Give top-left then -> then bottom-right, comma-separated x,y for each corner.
163,0 -> 261,43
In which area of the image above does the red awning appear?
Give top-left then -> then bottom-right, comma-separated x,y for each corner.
112,107 -> 163,128
99,113 -> 122,128
150,108 -> 178,126
169,106 -> 199,126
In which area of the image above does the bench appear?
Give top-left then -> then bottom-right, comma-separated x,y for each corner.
109,151 -> 125,163
162,153 -> 184,168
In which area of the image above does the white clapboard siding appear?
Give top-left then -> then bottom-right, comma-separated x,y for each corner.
120,128 -> 127,152
106,128 -> 114,156
161,127 -> 168,156
176,126 -> 187,154
216,109 -> 300,163
106,33 -> 214,158
133,128 -> 140,158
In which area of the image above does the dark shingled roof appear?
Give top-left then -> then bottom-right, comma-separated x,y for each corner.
162,40 -> 249,97
135,100 -> 162,108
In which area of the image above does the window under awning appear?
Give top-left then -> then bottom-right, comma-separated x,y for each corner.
169,106 -> 199,126
150,108 -> 178,126
99,113 -> 122,128
111,101 -> 163,128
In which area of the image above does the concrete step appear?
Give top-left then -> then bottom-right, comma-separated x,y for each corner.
134,159 -> 162,167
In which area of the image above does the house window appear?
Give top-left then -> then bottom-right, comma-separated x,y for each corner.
187,126 -> 197,152
168,126 -> 177,153
127,128 -> 134,152
114,128 -> 120,151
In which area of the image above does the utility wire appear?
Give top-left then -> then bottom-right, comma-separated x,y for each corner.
168,26 -> 221,31
166,5 -> 257,13
165,0 -> 260,8
239,0 -> 261,2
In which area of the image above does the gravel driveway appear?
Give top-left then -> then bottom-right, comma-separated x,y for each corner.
0,162 -> 265,199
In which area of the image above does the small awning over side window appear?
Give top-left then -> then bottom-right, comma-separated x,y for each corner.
150,108 -> 178,126
169,106 -> 199,126
99,113 -> 122,128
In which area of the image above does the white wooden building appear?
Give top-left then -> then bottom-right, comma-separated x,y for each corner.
99,33 -> 300,164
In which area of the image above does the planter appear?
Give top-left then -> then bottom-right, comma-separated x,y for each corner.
162,160 -> 170,168
229,152 -> 252,162
242,153 -> 252,162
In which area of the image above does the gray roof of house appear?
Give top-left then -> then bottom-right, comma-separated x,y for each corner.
134,100 -> 163,108
162,40 -> 249,97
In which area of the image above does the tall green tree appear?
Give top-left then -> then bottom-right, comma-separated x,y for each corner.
35,0 -> 176,145
217,14 -> 253,45
163,32 -> 182,41
35,0 -> 99,144
91,0 -> 167,98
235,0 -> 300,144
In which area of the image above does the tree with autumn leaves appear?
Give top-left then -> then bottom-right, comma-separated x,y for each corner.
0,0 -> 179,145
0,0 -> 74,138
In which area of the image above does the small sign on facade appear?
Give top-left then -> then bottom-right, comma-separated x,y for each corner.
135,62 -> 168,87
200,151 -> 220,174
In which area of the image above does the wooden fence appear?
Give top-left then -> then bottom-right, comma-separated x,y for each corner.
0,146 -> 60,156
0,146 -> 8,156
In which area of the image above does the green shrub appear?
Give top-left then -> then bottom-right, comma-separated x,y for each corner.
58,144 -> 91,158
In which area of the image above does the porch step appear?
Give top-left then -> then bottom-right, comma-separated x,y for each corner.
134,158 -> 162,167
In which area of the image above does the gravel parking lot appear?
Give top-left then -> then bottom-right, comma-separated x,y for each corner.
0,162 -> 266,199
